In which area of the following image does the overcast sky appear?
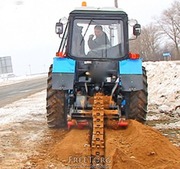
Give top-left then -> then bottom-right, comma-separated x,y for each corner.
0,0 -> 173,76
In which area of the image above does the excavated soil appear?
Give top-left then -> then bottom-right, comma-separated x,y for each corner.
23,120 -> 180,169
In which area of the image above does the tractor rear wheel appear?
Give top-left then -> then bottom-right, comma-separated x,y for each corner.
46,65 -> 67,128
125,66 -> 148,123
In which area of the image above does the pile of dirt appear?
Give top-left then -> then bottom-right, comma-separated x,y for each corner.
25,120 -> 180,169
106,120 -> 180,169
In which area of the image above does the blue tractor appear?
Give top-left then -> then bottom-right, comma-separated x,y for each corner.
46,3 -> 148,167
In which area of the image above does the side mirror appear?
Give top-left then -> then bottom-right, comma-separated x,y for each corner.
133,23 -> 141,36
55,22 -> 63,34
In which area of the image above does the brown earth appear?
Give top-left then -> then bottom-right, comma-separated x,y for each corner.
23,120 -> 180,169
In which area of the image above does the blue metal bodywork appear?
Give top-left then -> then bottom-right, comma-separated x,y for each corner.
52,57 -> 143,75
52,57 -> 143,91
52,57 -> 75,73
52,57 -> 75,90
119,59 -> 142,74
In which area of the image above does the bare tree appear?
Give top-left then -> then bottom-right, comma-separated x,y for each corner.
129,23 -> 161,61
156,0 -> 180,59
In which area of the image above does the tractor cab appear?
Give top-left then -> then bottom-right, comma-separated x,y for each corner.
55,7 -> 141,61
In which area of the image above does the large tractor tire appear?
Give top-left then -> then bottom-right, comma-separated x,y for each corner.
125,66 -> 148,123
46,65 -> 67,128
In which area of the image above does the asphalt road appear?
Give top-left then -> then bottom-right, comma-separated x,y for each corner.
0,76 -> 47,107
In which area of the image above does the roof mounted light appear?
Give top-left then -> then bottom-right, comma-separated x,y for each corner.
82,1 -> 87,7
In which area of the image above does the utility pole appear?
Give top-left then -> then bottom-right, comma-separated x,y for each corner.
114,0 -> 118,8
28,64 -> 31,75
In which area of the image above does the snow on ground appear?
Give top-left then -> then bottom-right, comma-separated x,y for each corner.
0,90 -> 46,125
0,73 -> 47,87
0,61 -> 180,129
143,61 -> 180,113
155,121 -> 180,129
143,61 -> 180,130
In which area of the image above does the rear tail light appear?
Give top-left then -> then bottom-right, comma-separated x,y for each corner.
56,51 -> 66,58
129,52 -> 140,60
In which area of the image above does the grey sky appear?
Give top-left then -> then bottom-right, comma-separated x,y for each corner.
0,0 -> 173,75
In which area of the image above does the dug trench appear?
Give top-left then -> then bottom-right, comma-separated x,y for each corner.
23,120 -> 180,169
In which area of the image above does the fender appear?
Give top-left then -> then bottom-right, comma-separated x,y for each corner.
52,57 -> 75,90
119,59 -> 143,91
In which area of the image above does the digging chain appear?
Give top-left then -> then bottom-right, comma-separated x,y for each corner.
91,93 -> 105,168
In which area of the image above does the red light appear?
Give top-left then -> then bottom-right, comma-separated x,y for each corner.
129,52 -> 140,60
56,51 -> 66,58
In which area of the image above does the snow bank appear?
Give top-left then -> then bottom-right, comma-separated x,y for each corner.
143,61 -> 180,114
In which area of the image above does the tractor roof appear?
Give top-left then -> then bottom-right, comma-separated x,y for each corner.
70,7 -> 127,16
